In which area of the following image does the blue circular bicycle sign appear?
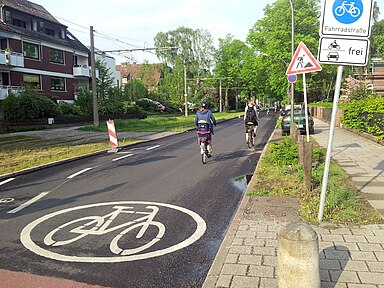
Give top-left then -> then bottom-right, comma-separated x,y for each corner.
332,0 -> 363,24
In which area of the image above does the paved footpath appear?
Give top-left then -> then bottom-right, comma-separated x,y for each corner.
203,118 -> 384,288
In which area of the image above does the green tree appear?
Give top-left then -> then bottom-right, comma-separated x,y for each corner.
154,27 -> 215,105
246,0 -> 334,103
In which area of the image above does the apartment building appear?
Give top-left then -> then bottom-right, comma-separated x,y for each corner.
0,0 -> 91,102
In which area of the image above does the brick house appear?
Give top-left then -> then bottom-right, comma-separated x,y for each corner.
0,0 -> 91,102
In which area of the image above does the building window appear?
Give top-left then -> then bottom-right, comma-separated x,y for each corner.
49,48 -> 64,64
4,11 -> 12,24
51,77 -> 65,91
23,74 -> 40,89
13,18 -> 26,28
46,28 -> 55,36
23,42 -> 40,60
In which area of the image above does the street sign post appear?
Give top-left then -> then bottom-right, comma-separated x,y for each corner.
317,0 -> 373,222
320,0 -> 374,38
318,37 -> 370,66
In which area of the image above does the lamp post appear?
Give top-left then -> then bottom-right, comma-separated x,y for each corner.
289,0 -> 295,135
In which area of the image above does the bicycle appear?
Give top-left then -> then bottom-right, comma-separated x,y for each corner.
196,120 -> 212,164
335,1 -> 361,17
43,205 -> 165,256
245,121 -> 256,149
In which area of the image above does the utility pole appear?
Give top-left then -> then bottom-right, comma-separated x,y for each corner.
219,79 -> 222,112
90,26 -> 99,126
184,63 -> 188,117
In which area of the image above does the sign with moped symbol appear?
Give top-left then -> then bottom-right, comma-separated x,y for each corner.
318,37 -> 370,66
320,0 -> 374,38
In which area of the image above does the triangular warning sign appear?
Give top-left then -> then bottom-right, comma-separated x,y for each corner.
286,42 -> 322,75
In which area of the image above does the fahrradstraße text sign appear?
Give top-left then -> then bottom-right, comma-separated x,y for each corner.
320,0 -> 374,38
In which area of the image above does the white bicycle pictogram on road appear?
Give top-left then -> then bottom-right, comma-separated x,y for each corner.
44,205 -> 165,256
21,201 -> 206,263
334,1 -> 361,17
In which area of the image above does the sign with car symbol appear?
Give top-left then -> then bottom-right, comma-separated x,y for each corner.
318,37 -> 370,66
320,0 -> 374,38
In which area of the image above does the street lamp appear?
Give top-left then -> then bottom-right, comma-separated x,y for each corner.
289,0 -> 295,135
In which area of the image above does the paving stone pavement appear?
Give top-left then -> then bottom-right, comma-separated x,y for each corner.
203,118 -> 384,288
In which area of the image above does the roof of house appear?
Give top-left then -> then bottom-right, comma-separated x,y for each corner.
116,63 -> 162,91
0,0 -> 89,53
0,0 -> 61,25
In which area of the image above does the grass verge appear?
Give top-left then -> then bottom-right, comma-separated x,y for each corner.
248,135 -> 384,225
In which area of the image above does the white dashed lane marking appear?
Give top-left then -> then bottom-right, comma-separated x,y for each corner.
0,178 -> 15,186
146,145 -> 161,151
67,168 -> 93,179
7,192 -> 49,214
112,153 -> 134,162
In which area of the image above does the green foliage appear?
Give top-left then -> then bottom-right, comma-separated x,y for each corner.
1,87 -> 59,119
122,79 -> 148,102
57,102 -> 81,117
74,88 -> 93,116
249,135 -> 383,224
265,136 -> 298,165
342,97 -> 384,140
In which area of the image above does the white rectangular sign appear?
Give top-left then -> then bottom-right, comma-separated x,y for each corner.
318,37 -> 370,66
320,0 -> 373,38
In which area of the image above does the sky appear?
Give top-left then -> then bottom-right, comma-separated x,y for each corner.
33,0 -> 383,65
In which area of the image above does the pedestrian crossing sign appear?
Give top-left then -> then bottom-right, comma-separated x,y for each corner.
286,41 -> 322,75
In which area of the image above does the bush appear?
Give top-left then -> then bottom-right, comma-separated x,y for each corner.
74,89 -> 93,116
342,96 -> 384,140
57,102 -> 81,117
1,87 -> 59,119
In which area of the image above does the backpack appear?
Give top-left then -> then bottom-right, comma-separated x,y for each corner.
245,107 -> 257,124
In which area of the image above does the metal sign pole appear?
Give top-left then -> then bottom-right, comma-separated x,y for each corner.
318,65 -> 344,222
302,73 -> 310,142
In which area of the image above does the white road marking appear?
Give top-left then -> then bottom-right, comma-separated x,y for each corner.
112,153 -> 134,162
146,145 -> 161,151
0,178 -> 15,186
8,192 -> 49,214
21,201 -> 206,263
67,168 -> 93,179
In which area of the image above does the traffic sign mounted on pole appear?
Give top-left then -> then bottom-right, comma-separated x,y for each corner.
320,0 -> 374,38
318,37 -> 370,65
286,42 -> 322,75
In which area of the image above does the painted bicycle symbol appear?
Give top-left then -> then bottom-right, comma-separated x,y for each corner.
44,205 -> 165,256
21,201 -> 206,263
334,1 -> 361,17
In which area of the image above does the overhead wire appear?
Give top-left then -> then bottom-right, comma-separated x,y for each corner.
54,14 -> 159,63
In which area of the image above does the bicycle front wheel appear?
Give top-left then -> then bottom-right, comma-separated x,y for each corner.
110,221 -> 165,256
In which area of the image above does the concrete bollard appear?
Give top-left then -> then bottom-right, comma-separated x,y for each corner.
277,222 -> 320,288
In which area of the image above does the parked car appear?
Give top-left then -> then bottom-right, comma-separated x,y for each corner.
281,109 -> 314,136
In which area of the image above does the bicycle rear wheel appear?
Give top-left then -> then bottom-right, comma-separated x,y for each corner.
247,131 -> 252,149
202,142 -> 207,164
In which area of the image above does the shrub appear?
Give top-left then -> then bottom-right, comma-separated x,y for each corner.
74,89 -> 93,116
1,87 -> 59,119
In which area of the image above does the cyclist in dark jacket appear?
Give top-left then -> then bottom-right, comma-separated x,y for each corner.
195,102 -> 216,157
195,102 -> 216,132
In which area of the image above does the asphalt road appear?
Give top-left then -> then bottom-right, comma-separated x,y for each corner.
0,114 -> 276,288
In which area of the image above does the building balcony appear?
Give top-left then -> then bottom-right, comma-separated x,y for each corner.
73,65 -> 90,77
0,50 -> 24,67
0,85 -> 21,100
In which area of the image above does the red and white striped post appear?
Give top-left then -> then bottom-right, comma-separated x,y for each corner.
106,119 -> 119,152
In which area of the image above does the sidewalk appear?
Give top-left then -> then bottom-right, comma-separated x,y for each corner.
203,118 -> 384,288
